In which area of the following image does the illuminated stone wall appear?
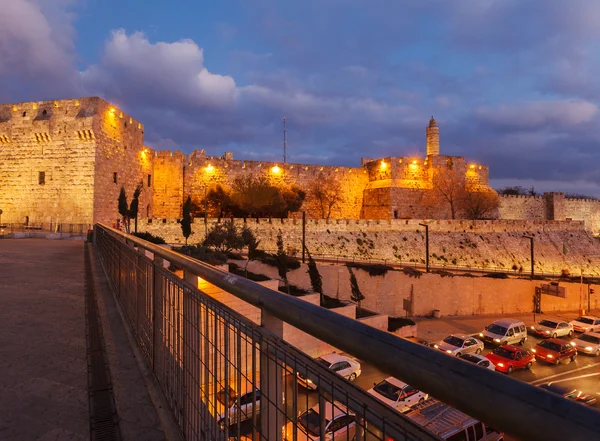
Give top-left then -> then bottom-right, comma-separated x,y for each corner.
0,97 -> 152,225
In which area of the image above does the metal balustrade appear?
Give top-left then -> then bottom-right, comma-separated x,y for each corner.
94,224 -> 600,441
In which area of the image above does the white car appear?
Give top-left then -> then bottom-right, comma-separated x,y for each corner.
530,319 -> 574,338
434,334 -> 484,356
298,353 -> 361,390
459,353 -> 496,371
284,401 -> 356,441
569,316 -> 600,333
570,332 -> 600,356
367,377 -> 428,413
218,389 -> 260,428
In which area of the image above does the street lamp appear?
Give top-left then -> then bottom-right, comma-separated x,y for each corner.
419,222 -> 429,273
523,235 -> 534,280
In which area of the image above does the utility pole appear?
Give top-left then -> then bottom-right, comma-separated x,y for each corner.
302,210 -> 306,263
419,223 -> 429,273
523,235 -> 534,280
283,116 -> 287,164
204,186 -> 208,239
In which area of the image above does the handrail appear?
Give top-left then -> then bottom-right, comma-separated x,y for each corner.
97,223 -> 600,441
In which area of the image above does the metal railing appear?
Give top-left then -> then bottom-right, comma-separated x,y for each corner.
0,222 -> 91,237
94,224 -> 600,441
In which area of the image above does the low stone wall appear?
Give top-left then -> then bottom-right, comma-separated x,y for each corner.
243,260 -> 600,318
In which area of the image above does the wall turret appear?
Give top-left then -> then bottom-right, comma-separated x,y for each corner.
426,116 -> 440,156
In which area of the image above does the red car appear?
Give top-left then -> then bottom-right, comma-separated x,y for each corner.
485,345 -> 535,374
531,338 -> 577,365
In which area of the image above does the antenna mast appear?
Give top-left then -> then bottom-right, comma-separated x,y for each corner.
283,116 -> 287,163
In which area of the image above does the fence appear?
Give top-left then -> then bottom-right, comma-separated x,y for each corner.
0,222 -> 91,237
94,224 -> 600,441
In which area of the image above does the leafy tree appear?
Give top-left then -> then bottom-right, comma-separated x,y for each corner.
231,175 -> 284,217
458,190 -> 500,220
276,230 -> 290,294
181,195 -> 193,245
306,248 -> 324,306
204,184 -> 240,217
118,186 -> 129,232
241,225 -> 261,277
203,220 -> 246,253
128,183 -> 143,233
281,185 -> 306,214
309,175 -> 344,219
422,166 -> 465,219
347,265 -> 365,314
496,186 -> 528,196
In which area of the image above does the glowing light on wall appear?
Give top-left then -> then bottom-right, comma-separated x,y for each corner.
470,164 -> 476,169
380,161 -> 387,170
110,108 -> 116,115
205,164 -> 214,172
271,165 -> 281,174
412,160 -> 418,165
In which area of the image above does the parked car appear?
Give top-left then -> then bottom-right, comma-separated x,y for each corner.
284,402 -> 356,441
297,353 -> 361,390
404,398 -> 503,440
531,338 -> 577,364
459,353 -> 496,371
569,316 -> 600,333
485,345 -> 535,374
434,334 -> 484,356
530,319 -> 574,338
479,318 -> 528,346
539,383 -> 598,406
218,389 -> 260,428
368,377 -> 428,413
570,331 -> 600,356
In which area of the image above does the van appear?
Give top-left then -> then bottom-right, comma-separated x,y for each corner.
480,318 -> 527,346
405,398 -> 503,441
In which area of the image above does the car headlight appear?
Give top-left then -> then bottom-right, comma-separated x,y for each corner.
479,333 -> 484,337
531,326 -> 535,330
306,379 -> 313,384
434,344 -> 439,349
531,348 -> 536,353
570,342 -> 577,347
545,331 -> 550,334
586,346 -> 593,351
547,354 -> 553,358
494,338 -> 501,343
446,350 -> 452,354
497,363 -> 504,367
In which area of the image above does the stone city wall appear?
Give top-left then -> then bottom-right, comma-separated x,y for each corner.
136,217 -> 600,275
242,260 -> 600,318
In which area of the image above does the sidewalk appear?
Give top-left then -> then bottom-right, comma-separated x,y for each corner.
413,310 -> 600,343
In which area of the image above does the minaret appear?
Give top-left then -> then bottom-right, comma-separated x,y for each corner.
426,116 -> 440,156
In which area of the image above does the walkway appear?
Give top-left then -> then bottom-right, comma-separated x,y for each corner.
0,239 -> 167,441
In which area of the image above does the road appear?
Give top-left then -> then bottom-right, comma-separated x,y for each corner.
222,331 -> 599,441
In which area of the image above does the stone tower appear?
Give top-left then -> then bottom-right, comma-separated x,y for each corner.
426,116 -> 440,156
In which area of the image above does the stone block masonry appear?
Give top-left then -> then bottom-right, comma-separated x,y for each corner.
138,217 -> 600,276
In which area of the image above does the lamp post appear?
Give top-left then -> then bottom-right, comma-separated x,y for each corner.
302,210 -> 306,263
204,186 -> 208,239
419,222 -> 429,273
523,235 -> 534,280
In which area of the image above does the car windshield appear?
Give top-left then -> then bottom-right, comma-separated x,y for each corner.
574,317 -> 594,325
373,380 -> 402,401
578,334 -> 600,344
492,348 -> 515,359
460,354 -> 480,364
538,340 -> 561,352
315,358 -> 332,369
299,409 -> 327,437
538,320 -> 558,328
442,336 -> 464,347
486,324 -> 508,336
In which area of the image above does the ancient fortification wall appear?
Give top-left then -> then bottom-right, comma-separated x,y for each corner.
0,97 -> 152,225
138,218 -> 600,276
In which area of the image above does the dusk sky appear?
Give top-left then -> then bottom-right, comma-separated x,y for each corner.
2,0 -> 600,195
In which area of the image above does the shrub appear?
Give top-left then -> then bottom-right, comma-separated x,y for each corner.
278,284 -> 310,297
484,272 -> 508,279
132,231 -> 166,244
347,262 -> 393,277
402,267 -> 423,278
388,317 -> 416,332
431,269 -> 454,278
228,263 -> 271,281
460,272 -> 477,278
177,245 -> 228,265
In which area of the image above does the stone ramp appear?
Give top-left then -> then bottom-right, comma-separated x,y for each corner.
0,239 -> 88,440
0,239 -> 167,441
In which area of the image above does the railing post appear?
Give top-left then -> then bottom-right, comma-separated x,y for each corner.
153,252 -> 164,370
260,309 -> 284,441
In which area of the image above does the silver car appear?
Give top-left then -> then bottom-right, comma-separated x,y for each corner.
434,334 -> 484,357
570,332 -> 600,356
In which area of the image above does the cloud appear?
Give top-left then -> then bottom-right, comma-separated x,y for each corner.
81,30 -> 237,110
475,100 -> 598,130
